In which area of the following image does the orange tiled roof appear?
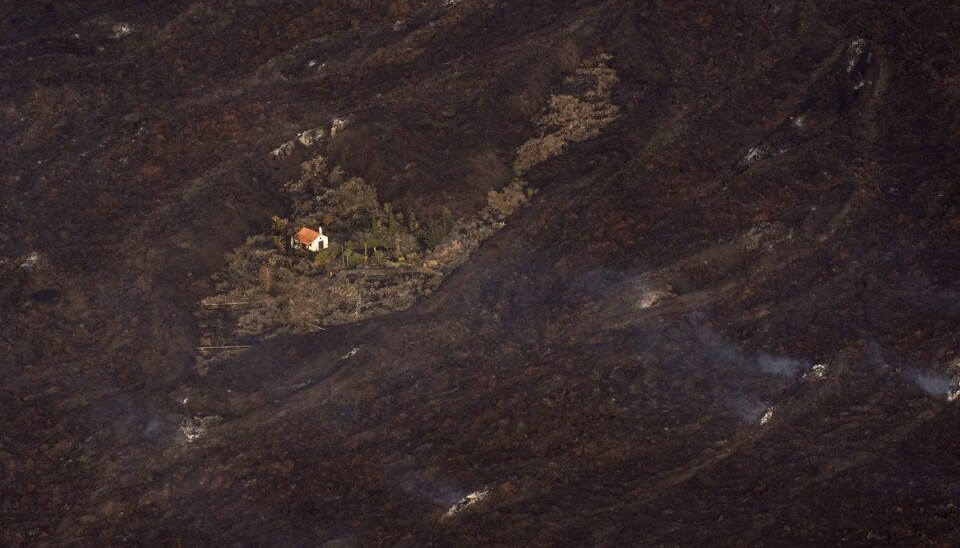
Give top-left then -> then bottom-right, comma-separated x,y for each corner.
294,227 -> 321,245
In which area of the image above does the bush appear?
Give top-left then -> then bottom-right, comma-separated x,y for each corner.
487,181 -> 527,218
420,207 -> 456,249
347,253 -> 365,268
271,216 -> 290,235
313,244 -> 339,268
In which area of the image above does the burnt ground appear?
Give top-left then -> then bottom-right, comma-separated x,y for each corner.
2,0 -> 960,545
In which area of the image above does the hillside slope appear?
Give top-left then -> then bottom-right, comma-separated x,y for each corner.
2,1 -> 960,545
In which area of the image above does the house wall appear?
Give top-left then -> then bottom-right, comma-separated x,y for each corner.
308,235 -> 329,252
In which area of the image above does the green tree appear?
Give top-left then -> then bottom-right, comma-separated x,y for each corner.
421,207 -> 457,250
270,216 -> 291,252
271,215 -> 289,235
313,242 -> 340,268
364,218 -> 387,256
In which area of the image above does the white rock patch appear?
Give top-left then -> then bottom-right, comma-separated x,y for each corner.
20,252 -> 40,269
297,128 -> 326,147
180,414 -> 222,443
803,363 -> 828,380
330,117 -> 347,138
949,358 -> 960,402
270,141 -> 295,159
846,38 -> 867,73
636,289 -> 670,310
741,145 -> 769,166
759,407 -> 775,425
110,23 -> 132,39
442,488 -> 489,520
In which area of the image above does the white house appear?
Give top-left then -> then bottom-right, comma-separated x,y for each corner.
292,226 -> 329,252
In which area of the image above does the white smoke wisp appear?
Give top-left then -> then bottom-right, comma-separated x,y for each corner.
756,352 -> 809,377
729,396 -> 769,424
866,340 -> 889,370
905,369 -> 957,400
691,320 -> 811,378
394,468 -> 468,512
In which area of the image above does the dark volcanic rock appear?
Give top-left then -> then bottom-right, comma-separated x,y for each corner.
28,288 -> 60,304
2,1 -> 960,545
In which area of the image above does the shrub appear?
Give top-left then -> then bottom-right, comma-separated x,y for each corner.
487,181 -> 527,218
313,245 -> 339,268
420,207 -> 456,249
271,215 -> 289,234
422,219 -> 446,249
363,218 -> 387,255
342,241 -> 355,268
347,253 -> 365,268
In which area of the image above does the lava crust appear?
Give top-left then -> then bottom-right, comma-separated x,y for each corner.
2,1 -> 960,545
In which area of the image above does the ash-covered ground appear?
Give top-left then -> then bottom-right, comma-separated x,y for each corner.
2,1 -> 960,545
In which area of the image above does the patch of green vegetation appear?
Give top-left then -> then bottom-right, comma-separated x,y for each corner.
313,242 -> 341,268
420,207 -> 456,249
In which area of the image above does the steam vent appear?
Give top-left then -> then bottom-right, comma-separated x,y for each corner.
3,1 -> 960,545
